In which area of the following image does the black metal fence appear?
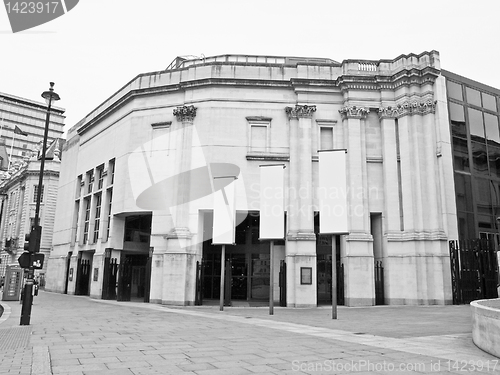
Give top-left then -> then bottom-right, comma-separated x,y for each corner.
449,239 -> 499,304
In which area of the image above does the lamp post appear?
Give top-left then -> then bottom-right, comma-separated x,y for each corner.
20,82 -> 60,325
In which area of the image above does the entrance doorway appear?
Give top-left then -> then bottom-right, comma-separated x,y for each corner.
117,253 -> 149,302
315,213 -> 344,305
201,212 -> 272,305
75,252 -> 93,296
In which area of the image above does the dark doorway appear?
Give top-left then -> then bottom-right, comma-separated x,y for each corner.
117,253 -> 149,302
75,255 -> 92,296
64,251 -> 72,294
201,212 -> 272,305
315,213 -> 344,305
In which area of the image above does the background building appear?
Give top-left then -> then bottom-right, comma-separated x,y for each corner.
0,141 -> 63,281
46,51 -> 458,307
0,92 -> 64,167
443,71 -> 500,242
0,91 -> 65,282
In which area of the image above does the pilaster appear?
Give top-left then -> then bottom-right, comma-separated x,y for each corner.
168,105 -> 197,239
378,111 -> 400,233
339,105 -> 374,306
339,106 -> 370,234
284,104 -> 317,307
161,105 -> 198,305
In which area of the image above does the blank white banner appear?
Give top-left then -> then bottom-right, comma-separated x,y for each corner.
260,165 -> 285,240
212,177 -> 236,244
319,150 -> 348,234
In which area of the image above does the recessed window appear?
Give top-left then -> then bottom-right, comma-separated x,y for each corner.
246,117 -> 271,154
83,197 -> 91,244
320,127 -> 333,150
250,125 -> 268,152
93,193 -> 102,243
86,170 -> 94,194
97,165 -> 105,190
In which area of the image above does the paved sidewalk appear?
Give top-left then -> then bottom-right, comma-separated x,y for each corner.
0,291 -> 498,374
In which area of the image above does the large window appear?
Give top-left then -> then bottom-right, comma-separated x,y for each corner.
86,170 -> 94,194
83,197 -> 91,244
93,193 -> 102,243
97,165 -> 105,190
106,189 -> 113,241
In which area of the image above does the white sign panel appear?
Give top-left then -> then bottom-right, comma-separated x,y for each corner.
260,165 -> 285,240
212,177 -> 236,244
319,150 -> 348,234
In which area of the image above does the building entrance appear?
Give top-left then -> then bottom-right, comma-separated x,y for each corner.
117,253 -> 149,302
315,214 -> 344,305
201,212 -> 271,305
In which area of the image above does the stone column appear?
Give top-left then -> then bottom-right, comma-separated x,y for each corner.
168,105 -> 197,239
285,104 -> 317,307
378,108 -> 401,234
161,105 -> 197,305
339,105 -> 374,306
380,99 -> 449,304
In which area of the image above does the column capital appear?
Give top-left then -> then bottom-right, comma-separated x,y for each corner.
379,100 -> 436,119
285,104 -> 317,119
173,105 -> 197,122
339,106 -> 369,120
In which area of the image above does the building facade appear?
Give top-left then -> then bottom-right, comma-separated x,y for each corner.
0,92 -> 65,282
0,143 -> 63,281
46,51 -> 458,307
0,92 -> 65,167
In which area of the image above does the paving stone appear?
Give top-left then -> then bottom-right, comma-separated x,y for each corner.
1,292 -> 499,375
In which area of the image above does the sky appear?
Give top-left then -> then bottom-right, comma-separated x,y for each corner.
1,0 -> 499,132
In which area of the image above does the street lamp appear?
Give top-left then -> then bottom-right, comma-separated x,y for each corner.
20,82 -> 60,325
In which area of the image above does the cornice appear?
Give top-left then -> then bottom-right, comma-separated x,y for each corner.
337,67 -> 440,92
75,63 -> 440,136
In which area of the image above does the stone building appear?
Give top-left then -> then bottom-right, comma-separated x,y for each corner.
46,51 -> 458,306
0,92 -> 65,280
0,140 -> 64,280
